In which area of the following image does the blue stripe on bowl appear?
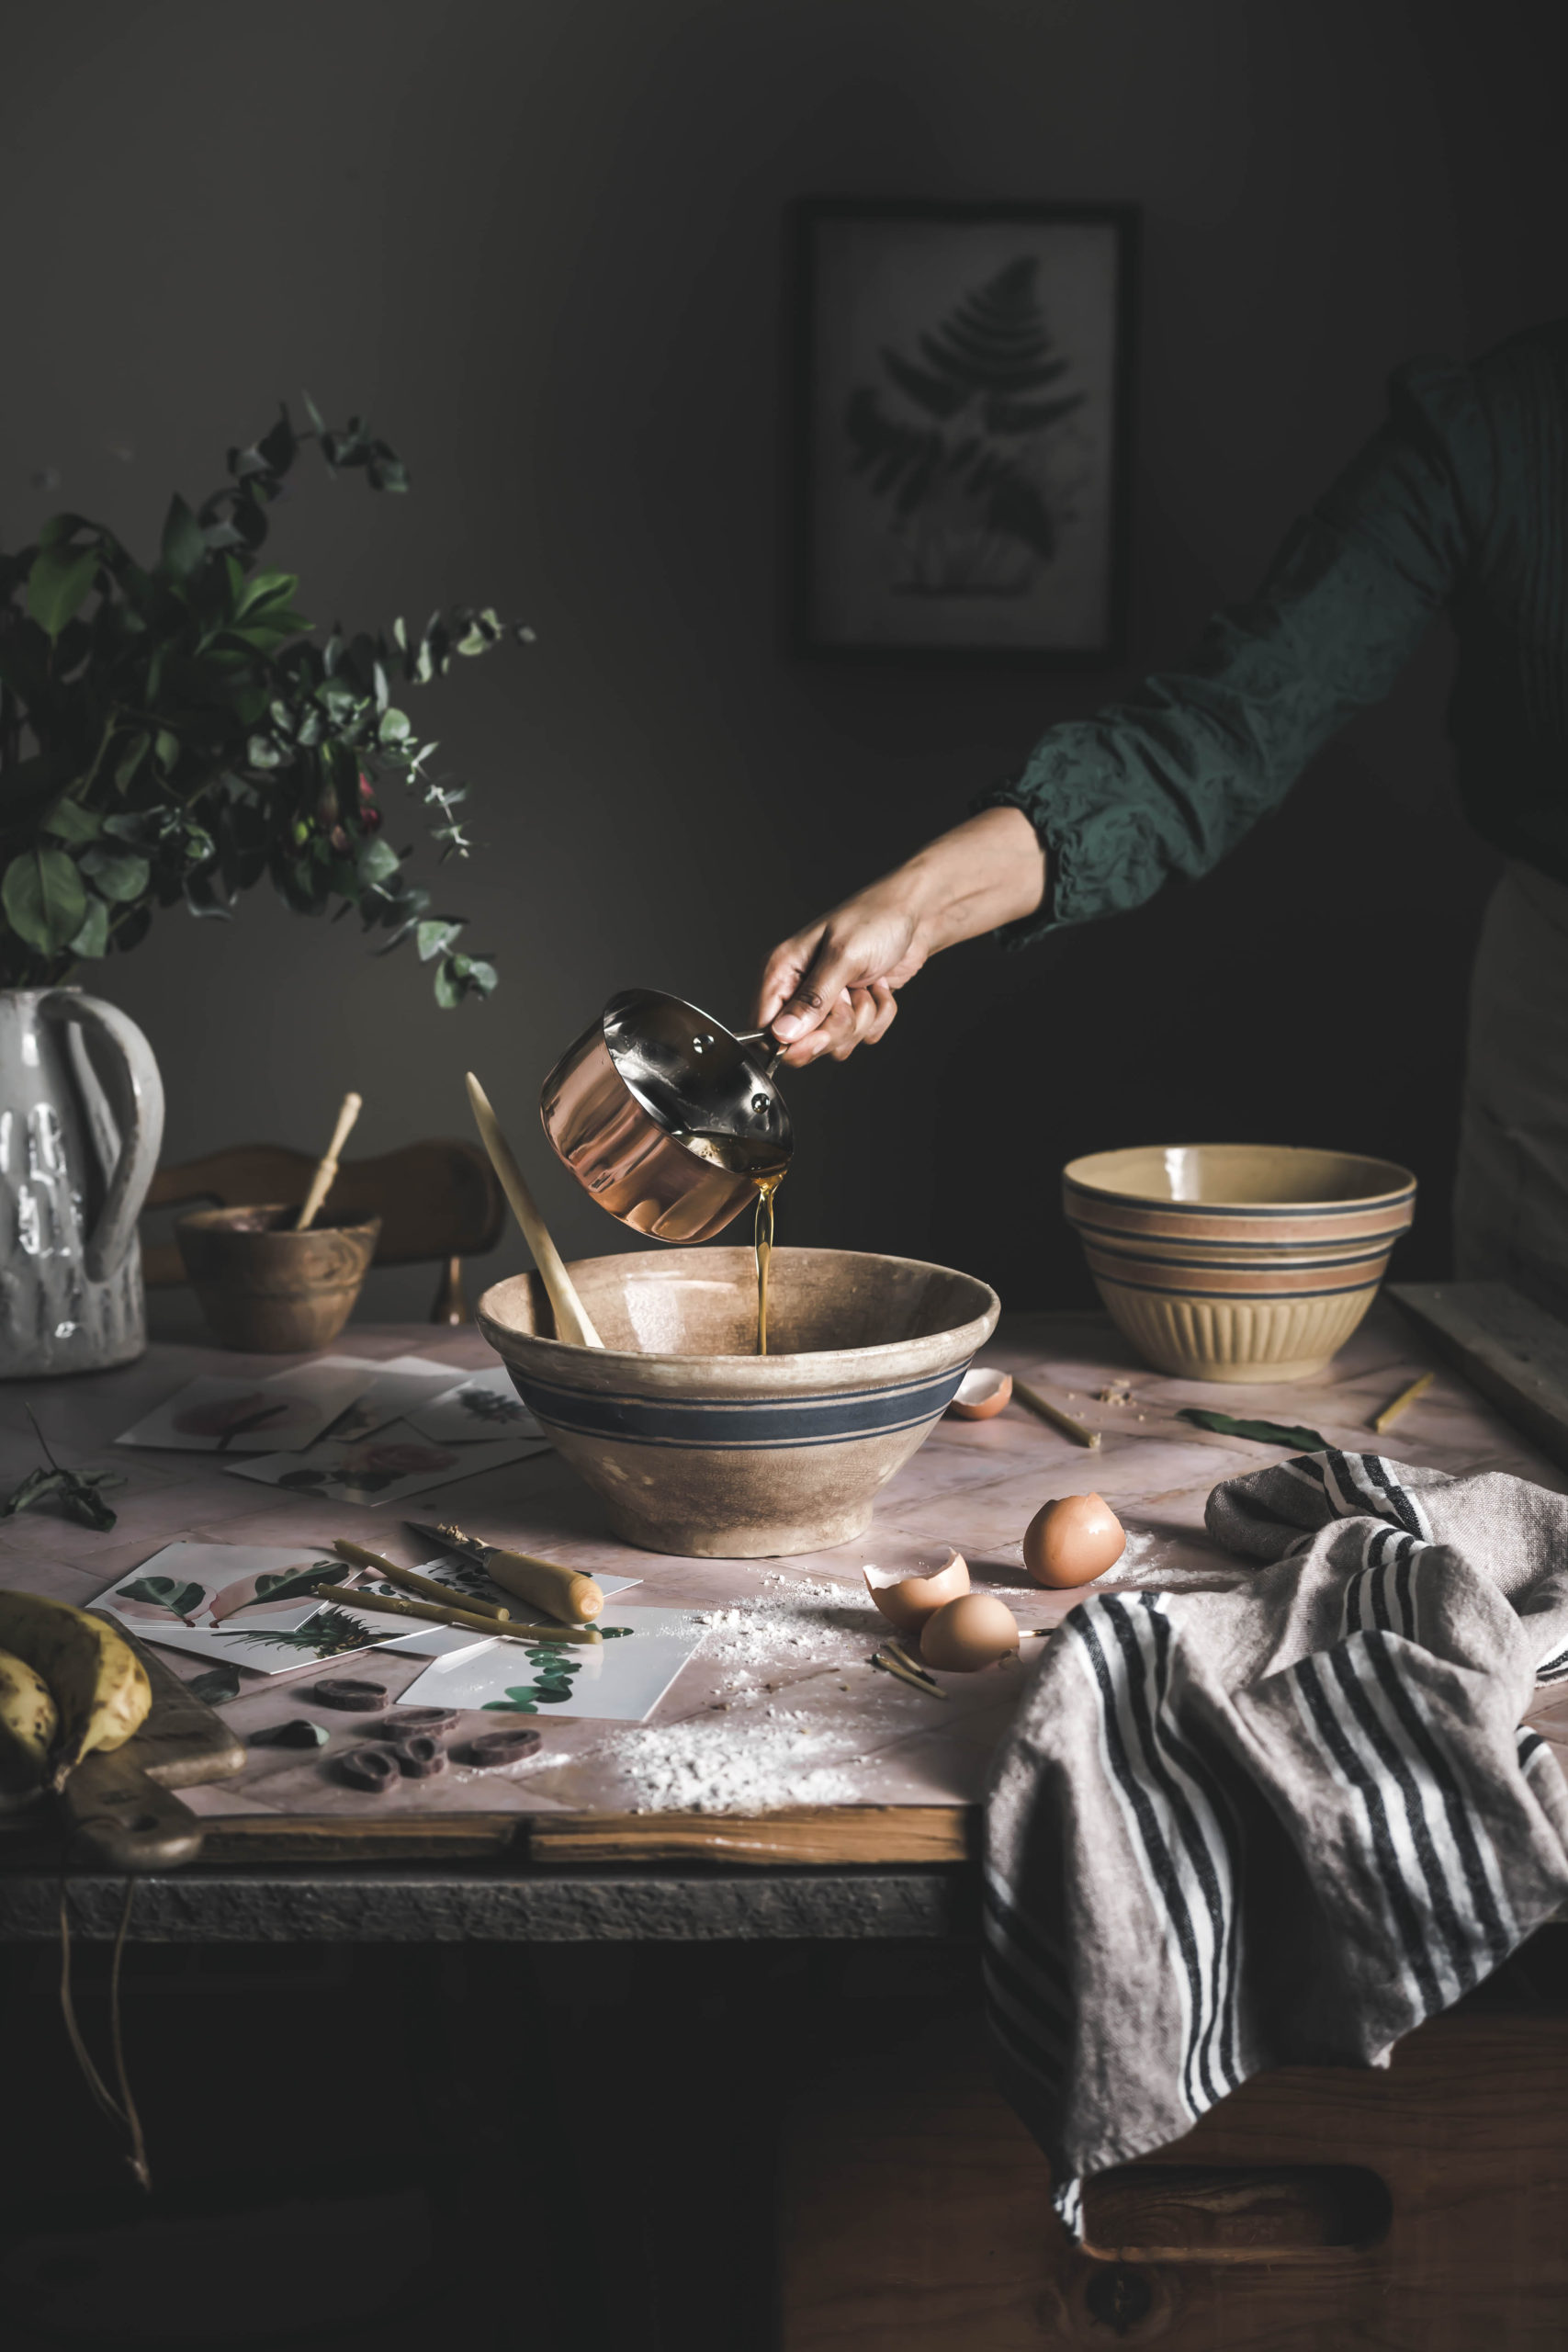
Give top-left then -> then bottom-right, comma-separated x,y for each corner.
1094,1271 -> 1385,1301
513,1363 -> 972,1452
1066,1215 -> 1407,1257
1064,1182 -> 1416,1220
1080,1237 -> 1395,1273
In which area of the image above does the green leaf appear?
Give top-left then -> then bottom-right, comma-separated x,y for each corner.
113,733 -> 150,790
154,729 -> 182,774
415,919 -> 463,963
68,898 -> 111,958
160,494 -> 206,582
356,835 -> 400,887
115,1575 -> 207,1616
2,846 -> 87,954
187,1666 -> 243,1706
43,797 -> 103,844
251,1718 -> 330,1748
378,707 -> 411,744
26,544 -> 98,639
1175,1408 -> 1327,1453
238,569 -> 300,616
78,848 -> 150,902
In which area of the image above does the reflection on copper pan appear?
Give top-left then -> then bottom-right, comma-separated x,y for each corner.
540,989 -> 792,1245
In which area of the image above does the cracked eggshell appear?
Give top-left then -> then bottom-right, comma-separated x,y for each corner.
863,1550 -> 970,1633
946,1367 -> 1013,1420
920,1592 -> 1020,1672
1023,1492 -> 1126,1589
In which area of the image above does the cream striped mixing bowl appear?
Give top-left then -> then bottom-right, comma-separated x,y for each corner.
1063,1145 -> 1416,1383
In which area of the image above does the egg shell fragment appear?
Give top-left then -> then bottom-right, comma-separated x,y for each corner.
920,1592 -> 1021,1672
863,1552 -> 970,1634
946,1368 -> 1013,1421
1022,1492 -> 1126,1589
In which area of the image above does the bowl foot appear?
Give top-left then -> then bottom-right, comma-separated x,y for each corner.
601,1503 -> 875,1559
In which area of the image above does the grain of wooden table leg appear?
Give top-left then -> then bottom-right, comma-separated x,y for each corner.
778,2007 -> 1568,2349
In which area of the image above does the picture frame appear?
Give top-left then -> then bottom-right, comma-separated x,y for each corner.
791,199 -> 1139,665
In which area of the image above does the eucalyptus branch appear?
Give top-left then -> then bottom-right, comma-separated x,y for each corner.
0,400 -> 530,1002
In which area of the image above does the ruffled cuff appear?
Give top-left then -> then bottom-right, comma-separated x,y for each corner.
973,724 -> 1171,948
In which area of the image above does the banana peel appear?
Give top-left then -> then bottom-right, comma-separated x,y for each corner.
0,1645 -> 59,1794
0,1591 -> 152,1791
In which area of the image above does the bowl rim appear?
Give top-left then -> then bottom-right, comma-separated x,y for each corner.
475,1245 -> 1000,1381
175,1202 -> 383,1239
1063,1143 -> 1416,1214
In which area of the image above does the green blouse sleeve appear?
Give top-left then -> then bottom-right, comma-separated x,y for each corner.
983,356 -> 1491,942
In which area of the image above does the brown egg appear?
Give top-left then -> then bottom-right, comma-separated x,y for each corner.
1022,1492 -> 1125,1589
863,1551 -> 970,1634
920,1592 -> 1020,1672
946,1368 -> 1013,1421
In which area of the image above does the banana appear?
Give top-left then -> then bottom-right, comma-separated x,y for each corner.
0,1591 -> 151,1790
0,1645 -> 59,1793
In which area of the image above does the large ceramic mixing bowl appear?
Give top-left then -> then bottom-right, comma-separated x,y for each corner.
1063,1144 -> 1416,1383
477,1247 -> 998,1556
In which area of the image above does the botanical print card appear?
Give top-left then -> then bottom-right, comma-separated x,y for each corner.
223,1420 -> 549,1508
93,1542 -> 428,1674
115,1362 -> 378,1453
319,1355 -> 457,1444
395,1607 -> 705,1722
403,1368 -> 541,1443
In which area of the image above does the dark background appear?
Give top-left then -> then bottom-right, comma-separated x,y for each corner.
2,0 -> 1562,1313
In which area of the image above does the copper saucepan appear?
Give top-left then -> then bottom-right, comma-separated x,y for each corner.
539,989 -> 792,1243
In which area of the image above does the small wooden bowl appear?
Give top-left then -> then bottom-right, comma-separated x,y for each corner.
176,1205 -> 381,1353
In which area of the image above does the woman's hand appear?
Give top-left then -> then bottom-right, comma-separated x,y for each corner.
754,806 -> 1046,1066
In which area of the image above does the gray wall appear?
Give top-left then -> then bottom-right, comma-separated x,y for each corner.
4,0 -> 1562,1318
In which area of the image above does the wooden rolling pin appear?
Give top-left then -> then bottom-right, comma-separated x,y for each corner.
481,1544 -> 604,1625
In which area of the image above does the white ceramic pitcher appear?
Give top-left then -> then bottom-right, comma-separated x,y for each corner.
0,989 -> 164,1377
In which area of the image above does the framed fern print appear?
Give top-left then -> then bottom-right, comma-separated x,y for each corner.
792,201 -> 1138,662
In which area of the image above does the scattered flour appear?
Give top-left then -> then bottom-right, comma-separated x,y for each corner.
605,1715 -> 871,1813
692,1572 -> 879,1672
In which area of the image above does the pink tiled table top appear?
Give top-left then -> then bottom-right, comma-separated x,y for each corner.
2,1305 -> 1563,1831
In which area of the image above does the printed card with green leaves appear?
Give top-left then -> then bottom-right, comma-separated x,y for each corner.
395,1607 -> 707,1722
94,1541 -> 433,1674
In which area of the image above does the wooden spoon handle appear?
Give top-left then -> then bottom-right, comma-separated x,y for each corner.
465,1072 -> 604,1349
297,1091 -> 363,1232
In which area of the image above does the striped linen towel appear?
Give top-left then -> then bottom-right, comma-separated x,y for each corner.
984,1448 -> 1568,2236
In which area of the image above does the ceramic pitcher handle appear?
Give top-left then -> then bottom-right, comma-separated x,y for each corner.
39,991 -> 166,1283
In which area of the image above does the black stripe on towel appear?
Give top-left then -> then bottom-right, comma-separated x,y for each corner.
1142,1599 -> 1246,2101
1326,1645 -> 1480,1994
1071,1606 -> 1216,2111
1359,1632 -> 1510,1972
1293,1654 -> 1446,2012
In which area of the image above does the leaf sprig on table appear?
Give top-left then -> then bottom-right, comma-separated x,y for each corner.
0,1408 -> 126,1530
0,398 -> 531,1006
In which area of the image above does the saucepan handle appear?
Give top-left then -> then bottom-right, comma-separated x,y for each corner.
39,990 -> 166,1283
732,1029 -> 785,1077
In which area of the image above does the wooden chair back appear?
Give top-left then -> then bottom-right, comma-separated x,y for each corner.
141,1138 -> 506,1322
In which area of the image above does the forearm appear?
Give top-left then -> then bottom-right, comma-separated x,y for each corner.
891,805 -> 1047,953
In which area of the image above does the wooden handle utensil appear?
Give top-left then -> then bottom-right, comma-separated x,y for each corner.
1014,1379 -> 1101,1450
465,1072 -> 604,1350
311,1582 -> 601,1645
481,1545 -> 604,1624
297,1091 -> 363,1232
332,1538 -> 509,1618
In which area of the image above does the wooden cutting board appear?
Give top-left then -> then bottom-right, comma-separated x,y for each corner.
53,1623 -> 247,1871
